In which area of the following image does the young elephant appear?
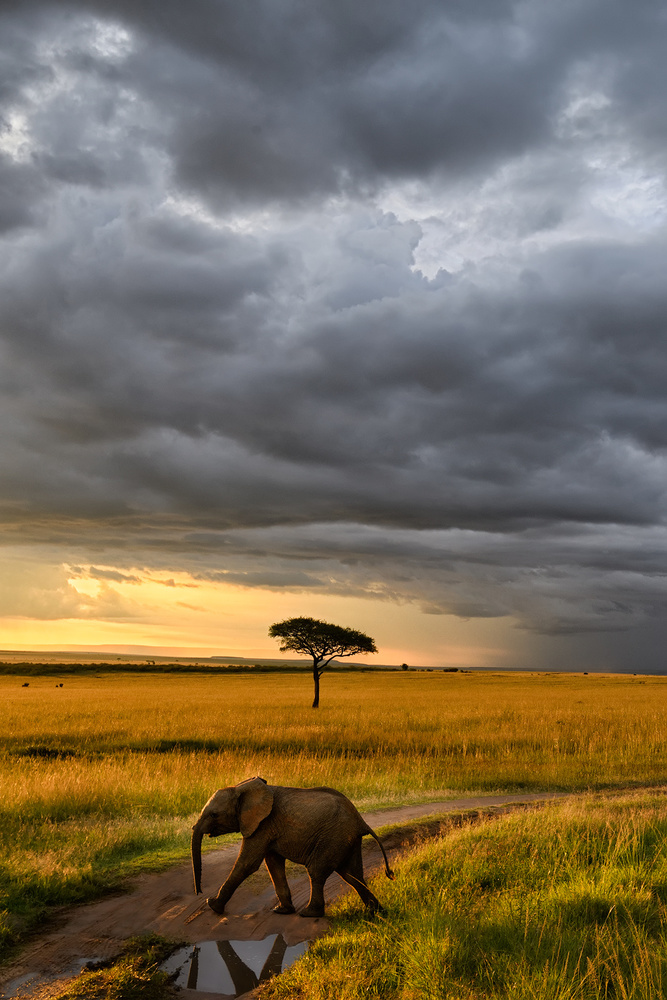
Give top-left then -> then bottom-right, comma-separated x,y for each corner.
191,776 -> 394,917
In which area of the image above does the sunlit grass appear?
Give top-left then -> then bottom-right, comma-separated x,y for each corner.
3,671 -> 667,794
1,669 -> 666,963
263,791 -> 667,1000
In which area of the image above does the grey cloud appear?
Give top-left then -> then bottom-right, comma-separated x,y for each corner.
4,0 -> 663,209
202,569 -> 326,590
1,0 -> 667,663
0,8 -> 54,105
0,556 -> 136,620
2,204 -> 667,536
132,0 -> 667,205
9,518 -> 667,640
85,566 -> 141,583
196,520 -> 667,640
0,155 -> 46,232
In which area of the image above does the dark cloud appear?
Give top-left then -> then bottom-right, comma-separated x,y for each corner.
1,0 -> 667,664
5,0 -> 665,208
5,216 -> 664,531
85,566 -> 141,584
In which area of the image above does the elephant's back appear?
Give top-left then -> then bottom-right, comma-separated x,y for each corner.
272,785 -> 365,829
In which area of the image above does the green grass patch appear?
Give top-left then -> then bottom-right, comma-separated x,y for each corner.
261,791 -> 667,1000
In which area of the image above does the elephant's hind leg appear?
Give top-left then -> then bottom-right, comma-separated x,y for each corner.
265,851 -> 295,914
337,840 -> 382,913
300,866 -> 331,918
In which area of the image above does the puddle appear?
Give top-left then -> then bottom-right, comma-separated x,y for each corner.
1,958 -> 104,998
161,936 -> 309,996
1,938 -> 307,999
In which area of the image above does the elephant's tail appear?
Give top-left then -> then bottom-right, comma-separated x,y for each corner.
364,825 -> 395,880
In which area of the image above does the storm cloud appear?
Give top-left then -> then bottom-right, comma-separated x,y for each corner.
1,0 -> 667,667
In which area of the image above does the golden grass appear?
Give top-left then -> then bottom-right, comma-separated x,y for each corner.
1,669 -> 666,961
2,670 -> 666,807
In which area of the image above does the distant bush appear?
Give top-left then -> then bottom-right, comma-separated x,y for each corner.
0,661 -> 308,676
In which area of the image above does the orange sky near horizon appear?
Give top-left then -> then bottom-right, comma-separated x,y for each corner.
0,568 -> 522,668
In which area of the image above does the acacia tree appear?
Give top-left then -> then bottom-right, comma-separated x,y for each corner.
268,616 -> 377,708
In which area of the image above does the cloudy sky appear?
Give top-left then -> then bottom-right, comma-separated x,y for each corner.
1,0 -> 666,669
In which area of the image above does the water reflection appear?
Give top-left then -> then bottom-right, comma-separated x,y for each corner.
162,936 -> 308,996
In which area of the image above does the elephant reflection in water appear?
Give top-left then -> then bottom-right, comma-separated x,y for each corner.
186,936 -> 290,995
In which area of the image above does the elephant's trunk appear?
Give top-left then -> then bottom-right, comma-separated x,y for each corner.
191,823 -> 204,895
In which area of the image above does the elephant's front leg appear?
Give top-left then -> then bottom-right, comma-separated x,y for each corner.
207,839 -> 265,914
264,851 -> 295,914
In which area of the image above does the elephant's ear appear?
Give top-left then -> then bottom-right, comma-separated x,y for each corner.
237,777 -> 274,837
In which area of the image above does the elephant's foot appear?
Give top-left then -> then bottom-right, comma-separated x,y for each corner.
207,896 -> 226,914
299,904 -> 325,918
273,903 -> 296,915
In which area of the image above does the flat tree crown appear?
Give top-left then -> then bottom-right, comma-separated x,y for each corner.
268,616 -> 377,662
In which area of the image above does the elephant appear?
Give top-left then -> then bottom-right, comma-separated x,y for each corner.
191,776 -> 394,918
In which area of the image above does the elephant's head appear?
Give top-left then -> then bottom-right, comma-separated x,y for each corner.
191,776 -> 274,894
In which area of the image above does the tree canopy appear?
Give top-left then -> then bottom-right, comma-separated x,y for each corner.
268,616 -> 377,707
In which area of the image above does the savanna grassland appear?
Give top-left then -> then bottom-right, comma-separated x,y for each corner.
2,668 -> 667,988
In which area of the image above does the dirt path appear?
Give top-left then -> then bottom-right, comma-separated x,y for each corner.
0,792 -> 567,1000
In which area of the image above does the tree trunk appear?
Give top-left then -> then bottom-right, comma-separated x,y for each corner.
312,663 -> 320,708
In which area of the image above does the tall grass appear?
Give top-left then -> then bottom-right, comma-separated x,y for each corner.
1,670 -> 666,964
263,792 -> 667,1000
3,671 -> 666,794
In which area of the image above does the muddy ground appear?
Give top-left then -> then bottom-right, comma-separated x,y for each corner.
0,792 -> 567,1000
